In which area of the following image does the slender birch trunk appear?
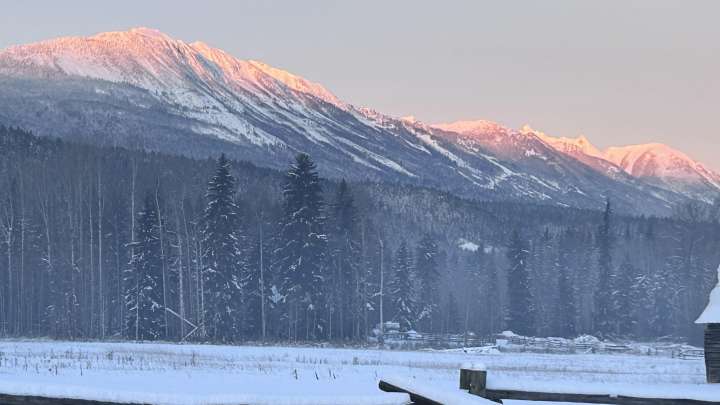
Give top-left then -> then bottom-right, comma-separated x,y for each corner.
97,168 -> 105,339
155,181 -> 169,339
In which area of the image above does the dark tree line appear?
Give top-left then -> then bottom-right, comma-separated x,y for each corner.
0,126 -> 718,344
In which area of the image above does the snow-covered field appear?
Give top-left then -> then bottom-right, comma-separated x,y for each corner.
0,340 -> 715,404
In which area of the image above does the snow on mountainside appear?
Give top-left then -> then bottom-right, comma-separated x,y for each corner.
0,28 -> 342,109
519,125 -> 628,181
0,28 -> 715,214
523,125 -> 604,160
436,118 -> 720,203
605,143 -> 719,184
517,124 -> 720,202
604,143 -> 720,202
430,120 -> 691,208
0,27 -> 348,147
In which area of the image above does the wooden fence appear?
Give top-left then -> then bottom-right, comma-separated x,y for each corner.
0,393 -> 156,405
380,367 -> 718,405
382,332 -> 491,348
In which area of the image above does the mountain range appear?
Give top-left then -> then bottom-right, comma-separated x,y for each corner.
0,27 -> 717,215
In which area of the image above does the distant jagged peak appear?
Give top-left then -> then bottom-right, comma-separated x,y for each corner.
604,142 -> 720,185
95,27 -> 175,41
433,119 -> 510,135
525,123 -> 720,189
522,124 -> 604,159
126,27 -> 172,39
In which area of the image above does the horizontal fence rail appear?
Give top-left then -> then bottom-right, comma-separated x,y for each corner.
380,367 -> 718,405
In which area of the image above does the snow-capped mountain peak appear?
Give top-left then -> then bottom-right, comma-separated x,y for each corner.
526,125 -> 720,200
433,120 -> 510,136
0,28 -> 717,214
0,27 -> 345,110
604,143 -> 720,189
435,119 -> 720,201
522,125 -> 604,159
116,27 -> 172,40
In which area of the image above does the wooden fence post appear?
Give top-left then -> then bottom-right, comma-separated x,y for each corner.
460,363 -> 487,397
706,324 -> 720,383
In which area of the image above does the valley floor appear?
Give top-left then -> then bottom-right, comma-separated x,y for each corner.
0,340 -> 715,404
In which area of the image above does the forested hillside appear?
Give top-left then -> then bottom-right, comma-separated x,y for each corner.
0,126 -> 718,344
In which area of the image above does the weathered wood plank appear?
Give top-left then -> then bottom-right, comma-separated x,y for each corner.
485,389 -> 613,404
378,380 -> 444,405
615,396 -> 718,405
460,367 -> 487,393
0,393 -> 152,405
0,393 -> 250,405
459,368 -> 472,390
705,324 -> 720,383
484,389 -> 718,405
467,370 -> 487,397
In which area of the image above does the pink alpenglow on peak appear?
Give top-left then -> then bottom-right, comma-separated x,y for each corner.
522,124 -> 604,160
433,119 -> 720,199
433,120 -> 510,136
604,143 -> 720,184
0,27 -> 345,110
246,60 -> 346,108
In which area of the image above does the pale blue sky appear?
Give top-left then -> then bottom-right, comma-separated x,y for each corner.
1,0 -> 718,169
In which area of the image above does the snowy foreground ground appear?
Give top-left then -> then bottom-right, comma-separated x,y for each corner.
0,340 -> 716,405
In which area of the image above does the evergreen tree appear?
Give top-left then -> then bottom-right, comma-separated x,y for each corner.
276,153 -> 327,340
415,233 -> 440,332
556,230 -> 576,337
650,265 -> 674,336
594,198 -> 614,335
613,254 -> 636,335
328,179 -> 360,340
506,230 -> 534,336
460,248 -> 482,336
445,292 -> 461,334
1,126 -> 719,344
202,154 -> 246,343
245,205 -> 277,340
389,240 -> 415,331
630,272 -> 652,338
484,249 -> 502,334
357,217 -> 381,338
531,228 -> 555,336
125,194 -> 165,340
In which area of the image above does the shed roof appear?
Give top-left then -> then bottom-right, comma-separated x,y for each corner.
696,265 -> 720,324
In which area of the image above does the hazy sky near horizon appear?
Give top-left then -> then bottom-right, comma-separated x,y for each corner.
2,0 -> 718,169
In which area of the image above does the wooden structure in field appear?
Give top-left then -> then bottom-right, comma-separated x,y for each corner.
380,365 -> 720,404
0,394 -> 156,405
696,265 -> 720,383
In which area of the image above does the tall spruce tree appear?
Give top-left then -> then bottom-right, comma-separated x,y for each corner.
445,292 -> 461,334
556,230 -> 577,337
484,249 -> 502,334
415,234 -> 440,332
506,230 -> 534,336
389,240 -> 415,331
276,153 -> 327,340
125,194 -> 165,340
202,154 -> 246,343
594,198 -> 614,335
328,179 -> 360,340
614,254 -> 636,335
